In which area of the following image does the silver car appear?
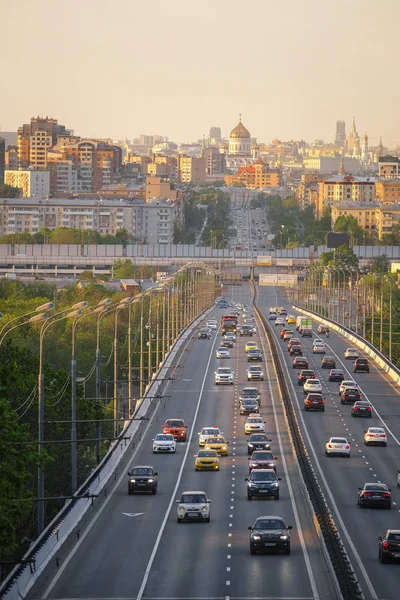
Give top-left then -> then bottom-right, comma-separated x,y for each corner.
339,380 -> 359,395
344,348 -> 359,359
312,343 -> 326,354
303,379 -> 322,395
325,437 -> 351,457
176,491 -> 211,523
216,347 -> 230,359
364,427 -> 387,446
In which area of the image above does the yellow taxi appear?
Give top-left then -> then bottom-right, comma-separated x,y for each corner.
287,315 -> 296,324
194,449 -> 220,471
204,435 -> 229,456
245,341 -> 259,353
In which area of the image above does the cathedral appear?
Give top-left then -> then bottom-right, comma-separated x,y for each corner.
225,116 -> 258,169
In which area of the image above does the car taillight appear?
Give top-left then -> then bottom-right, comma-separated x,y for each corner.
383,541 -> 389,548
367,407 -> 372,411
328,444 -> 333,448
382,493 -> 391,498
354,407 -> 359,411
345,445 -> 350,449
381,434 -> 386,437
367,434 -> 372,436
363,492 -> 372,497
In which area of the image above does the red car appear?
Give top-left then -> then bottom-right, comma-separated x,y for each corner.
248,450 -> 278,472
162,418 -> 188,441
280,328 -> 292,339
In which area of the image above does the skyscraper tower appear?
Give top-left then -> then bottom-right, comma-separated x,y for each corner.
361,132 -> 369,163
347,116 -> 360,153
335,120 -> 346,146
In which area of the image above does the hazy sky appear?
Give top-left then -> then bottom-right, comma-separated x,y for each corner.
1,0 -> 399,146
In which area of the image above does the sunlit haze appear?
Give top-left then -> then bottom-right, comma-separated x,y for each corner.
1,0 -> 400,144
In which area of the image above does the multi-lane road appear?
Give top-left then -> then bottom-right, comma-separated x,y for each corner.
29,285 -> 338,600
258,285 -> 400,600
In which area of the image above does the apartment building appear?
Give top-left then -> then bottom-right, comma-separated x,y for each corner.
331,201 -> 380,235
145,176 -> 177,202
317,175 -> 375,217
17,116 -> 71,168
296,173 -> 319,209
4,170 -> 50,197
224,159 -> 281,189
0,138 -> 4,184
378,155 -> 400,177
375,179 -> 400,203
178,155 -> 206,184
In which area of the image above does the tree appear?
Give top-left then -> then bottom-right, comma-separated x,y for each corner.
331,244 -> 359,269
320,251 -> 334,266
79,270 -> 95,282
113,259 -> 136,279
0,184 -> 20,198
370,254 -> 390,274
333,215 -> 364,244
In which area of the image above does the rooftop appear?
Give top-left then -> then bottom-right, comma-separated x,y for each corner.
0,197 -> 176,208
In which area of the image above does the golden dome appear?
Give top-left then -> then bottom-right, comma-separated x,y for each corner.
230,119 -> 250,139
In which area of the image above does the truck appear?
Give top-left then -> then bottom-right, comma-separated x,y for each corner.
296,317 -> 313,336
221,314 -> 238,334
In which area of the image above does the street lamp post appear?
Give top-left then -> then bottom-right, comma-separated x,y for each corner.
387,276 -> 393,362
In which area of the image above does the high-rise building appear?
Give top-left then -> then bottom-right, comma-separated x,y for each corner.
17,116 -> 71,168
209,126 -> 221,140
4,170 -> 50,197
0,138 -> 5,184
178,155 -> 206,184
5,145 -> 18,170
203,147 -> 226,177
335,120 -> 346,146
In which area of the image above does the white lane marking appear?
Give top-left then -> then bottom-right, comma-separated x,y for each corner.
272,322 -> 378,600
226,567 -> 231,572
256,311 -> 320,600
122,512 -> 144,518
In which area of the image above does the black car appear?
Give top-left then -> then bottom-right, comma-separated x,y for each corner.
358,483 -> 391,509
248,349 -> 262,362
353,358 -> 370,373
321,356 -> 336,369
198,327 -> 211,339
127,466 -> 158,495
239,387 -> 261,404
378,530 -> 400,562
249,516 -> 292,555
248,451 -> 278,472
247,433 -> 271,454
341,388 -> 361,404
241,325 -> 254,336
292,357 -> 308,369
240,398 -> 260,415
290,344 -> 302,356
328,369 -> 345,382
351,401 -> 372,417
221,338 -> 233,348
304,393 -> 325,412
298,369 -> 316,385
246,469 -> 281,500
268,314 -> 277,321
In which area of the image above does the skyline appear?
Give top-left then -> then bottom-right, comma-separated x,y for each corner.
1,0 -> 400,145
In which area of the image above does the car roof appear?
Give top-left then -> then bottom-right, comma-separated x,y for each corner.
181,490 -> 207,495
131,465 -> 154,469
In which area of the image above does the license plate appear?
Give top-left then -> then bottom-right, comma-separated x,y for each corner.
264,542 -> 276,546
359,408 -> 366,411
372,495 -> 381,499
137,483 -> 146,487
259,490 -> 270,494
188,512 -> 198,517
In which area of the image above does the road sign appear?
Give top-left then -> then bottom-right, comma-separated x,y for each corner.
257,256 -> 272,266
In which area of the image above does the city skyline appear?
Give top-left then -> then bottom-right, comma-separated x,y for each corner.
1,0 -> 400,144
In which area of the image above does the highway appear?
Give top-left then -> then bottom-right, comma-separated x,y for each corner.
29,285 -> 337,600
257,285 -> 400,600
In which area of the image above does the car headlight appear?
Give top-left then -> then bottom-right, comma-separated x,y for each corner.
279,535 -> 288,540
178,506 -> 185,512
147,479 -> 154,483
271,482 -> 278,487
222,446 -> 227,450
130,479 -> 136,483
252,535 -> 261,540
248,443 -> 253,447
201,506 -> 208,512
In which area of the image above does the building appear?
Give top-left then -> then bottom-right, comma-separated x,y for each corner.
317,175 -> 376,219
4,170 -> 50,197
335,121 -> 346,146
378,155 -> 400,177
303,155 -> 362,174
147,155 -> 178,181
224,158 -> 281,188
331,201 -> 379,236
361,132 -> 369,163
5,145 -> 18,170
346,116 -> 360,154
296,173 -> 319,209
375,180 -> 400,203
203,147 -> 226,179
178,155 -> 206,184
225,117 -> 255,169
209,126 -> 221,141
145,176 -> 177,202
0,196 -> 177,243
17,116 -> 71,168
375,205 -> 400,238
0,138 -> 5,184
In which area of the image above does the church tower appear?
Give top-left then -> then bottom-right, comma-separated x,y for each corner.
361,132 -> 369,163
338,153 -> 345,175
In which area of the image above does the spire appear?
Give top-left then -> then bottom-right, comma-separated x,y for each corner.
338,153 -> 345,175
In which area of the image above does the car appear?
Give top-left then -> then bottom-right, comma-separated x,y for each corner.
247,348 -> 262,362
353,358 -> 370,373
344,348 -> 359,359
341,387 -> 361,404
206,321 -> 217,330
214,367 -> 234,385
304,393 -> 325,411
339,380 -> 359,395
364,427 -> 387,446
162,418 -> 188,441
321,356 -> 336,369
325,437 -> 351,457
198,327 -> 211,339
328,369 -> 345,382
127,465 -> 158,495
275,317 -> 285,326
194,449 -> 220,471
298,369 -> 316,385
239,387 -> 261,404
280,328 -> 292,339
245,415 -> 266,434
303,378 -> 322,395
246,469 -> 281,500
317,324 -> 329,334
248,451 -> 278,472
224,332 -> 236,342
283,330 -> 294,341
312,343 -> 326,354
268,314 -> 277,321
245,341 -> 258,352
278,308 -> 287,315
216,347 -> 230,359
287,316 -> 296,324
358,483 -> 391,509
176,491 -> 211,523
220,337 -> 233,348
198,426 -> 223,445
351,401 -> 373,418
292,357 -> 309,369
247,433 -> 272,454
287,337 -> 300,351
240,398 -> 260,415
247,365 -> 264,381
313,338 -> 325,345
204,435 -> 229,455
153,433 -> 176,453
249,516 -> 292,554
290,344 -> 303,356
241,325 -> 254,336
378,530 -> 400,562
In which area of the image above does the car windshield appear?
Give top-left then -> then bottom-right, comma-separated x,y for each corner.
198,450 -> 218,457
355,402 -> 369,407
166,420 -> 184,427
242,399 -> 257,405
218,368 -> 231,374
307,380 -> 320,385
206,437 -> 225,443
301,371 -> 314,376
331,438 -> 347,444
255,518 -> 286,530
242,388 -> 258,395
181,494 -> 206,504
249,367 -> 262,372
217,347 -> 228,352
250,434 -> 267,441
331,370 -> 342,374
131,468 -> 152,476
250,471 -> 276,481
252,452 -> 273,460
156,434 -> 173,441
307,394 -> 323,400
248,418 -> 262,423
202,428 -> 219,435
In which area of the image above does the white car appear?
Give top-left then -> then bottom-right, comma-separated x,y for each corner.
325,437 -> 351,457
215,367 -> 234,385
247,365 -> 264,381
312,343 -> 326,354
303,379 -> 322,395
198,427 -> 222,446
339,380 -> 359,395
313,338 -> 325,345
364,427 -> 387,446
225,332 -> 236,342
153,433 -> 176,453
275,317 -> 285,326
176,491 -> 211,523
216,347 -> 230,359
344,348 -> 359,359
206,321 -> 217,330
245,416 -> 266,435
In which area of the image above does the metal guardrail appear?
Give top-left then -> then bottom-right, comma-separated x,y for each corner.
252,284 -> 364,600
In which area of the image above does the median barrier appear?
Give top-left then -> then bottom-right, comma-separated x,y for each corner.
0,303 -> 214,600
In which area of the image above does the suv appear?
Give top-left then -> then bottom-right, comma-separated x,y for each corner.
304,393 -> 325,412
341,387 -> 361,404
215,367 -> 233,385
247,433 -> 271,454
249,516 -> 292,555
378,530 -> 400,562
198,327 -> 211,339
162,418 -> 188,441
127,465 -> 158,495
176,491 -> 211,523
240,325 -> 254,336
353,358 -> 370,373
246,469 -> 281,500
298,369 -> 315,385
247,349 -> 262,362
290,344 -> 302,356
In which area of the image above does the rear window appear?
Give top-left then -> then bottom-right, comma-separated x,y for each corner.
388,533 -> 400,541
